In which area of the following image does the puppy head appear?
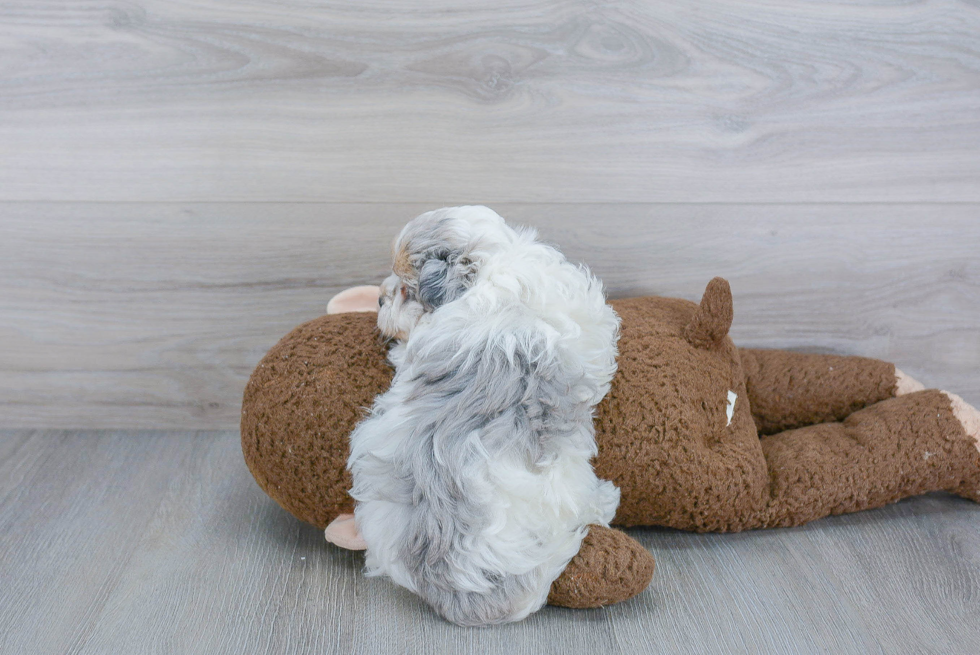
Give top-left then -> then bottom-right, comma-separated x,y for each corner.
378,206 -> 510,340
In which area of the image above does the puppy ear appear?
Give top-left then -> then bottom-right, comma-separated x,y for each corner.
417,251 -> 475,310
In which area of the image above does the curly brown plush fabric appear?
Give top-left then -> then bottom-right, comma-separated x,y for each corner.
241,278 -> 980,608
242,312 -> 392,527
546,526 -> 655,609
739,348 -> 898,435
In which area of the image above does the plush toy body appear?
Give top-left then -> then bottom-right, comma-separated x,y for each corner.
599,285 -> 980,532
241,279 -> 980,611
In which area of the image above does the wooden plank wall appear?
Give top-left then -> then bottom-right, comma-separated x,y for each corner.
1,1 -> 978,428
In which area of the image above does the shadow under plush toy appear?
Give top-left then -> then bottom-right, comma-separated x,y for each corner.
242,278 -> 980,617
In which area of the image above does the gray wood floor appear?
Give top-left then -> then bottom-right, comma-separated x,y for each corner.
3,2 -> 980,652
2,430 -> 978,655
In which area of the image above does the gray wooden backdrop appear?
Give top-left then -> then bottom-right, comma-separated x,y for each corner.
2,0 -> 978,429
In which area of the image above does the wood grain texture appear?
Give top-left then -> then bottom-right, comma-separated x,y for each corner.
1,430 -> 978,654
2,202 -> 977,429
4,3 -> 978,650
1,1 -> 979,202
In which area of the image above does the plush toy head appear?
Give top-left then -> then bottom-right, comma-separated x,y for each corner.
241,311 -> 390,527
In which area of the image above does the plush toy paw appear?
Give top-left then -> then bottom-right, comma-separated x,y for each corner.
943,391 -> 980,453
895,368 -> 926,395
941,391 -> 980,503
547,526 -> 655,609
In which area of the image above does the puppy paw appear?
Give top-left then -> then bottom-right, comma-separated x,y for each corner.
895,368 -> 926,396
326,286 -> 381,314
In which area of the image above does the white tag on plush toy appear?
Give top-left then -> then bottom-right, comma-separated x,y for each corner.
726,390 -> 737,426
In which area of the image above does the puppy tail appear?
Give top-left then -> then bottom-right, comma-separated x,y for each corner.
682,277 -> 733,350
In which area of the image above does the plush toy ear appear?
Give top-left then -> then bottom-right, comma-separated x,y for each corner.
417,250 -> 475,310
326,285 -> 381,314
682,277 -> 733,349
324,514 -> 368,550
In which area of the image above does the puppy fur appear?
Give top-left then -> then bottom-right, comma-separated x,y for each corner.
347,206 -> 621,626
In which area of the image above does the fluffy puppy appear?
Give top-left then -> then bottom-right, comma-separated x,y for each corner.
347,206 -> 621,626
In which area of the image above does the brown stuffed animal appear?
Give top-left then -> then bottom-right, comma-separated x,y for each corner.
241,279 -> 980,609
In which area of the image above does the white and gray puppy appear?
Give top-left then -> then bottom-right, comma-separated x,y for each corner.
347,206 -> 621,626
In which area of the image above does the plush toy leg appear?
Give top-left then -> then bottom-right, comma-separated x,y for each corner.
759,389 -> 980,527
739,349 -> 898,435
